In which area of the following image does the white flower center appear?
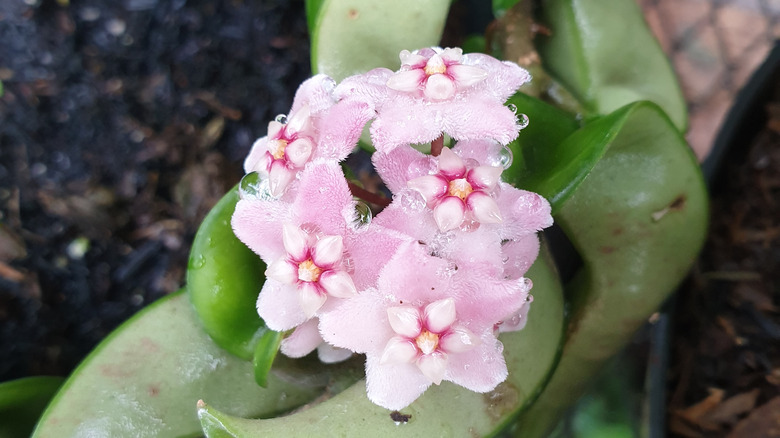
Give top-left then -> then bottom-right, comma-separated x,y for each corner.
415,330 -> 440,355
448,178 -> 473,201
424,55 -> 447,76
297,259 -> 322,282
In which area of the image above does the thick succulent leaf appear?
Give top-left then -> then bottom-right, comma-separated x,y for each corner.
197,245 -> 565,438
31,291 -> 339,438
512,102 -> 708,437
0,377 -> 63,438
308,0 -> 451,81
536,0 -> 687,131
188,187 -> 267,360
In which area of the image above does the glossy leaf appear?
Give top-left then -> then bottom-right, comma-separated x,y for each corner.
188,187 -> 266,360
536,0 -> 687,131
512,101 -> 708,437
32,291 -> 338,438
0,377 -> 63,438
309,0 -> 451,81
197,245 -> 565,437
252,330 -> 284,388
492,0 -> 521,18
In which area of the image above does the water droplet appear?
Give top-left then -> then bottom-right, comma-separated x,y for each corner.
507,103 -> 518,114
190,254 -> 206,270
517,113 -> 529,129
458,219 -> 480,232
397,190 -> 426,212
274,114 -> 288,124
352,201 -> 372,230
239,171 -> 274,200
497,145 -> 513,169
525,292 -> 534,303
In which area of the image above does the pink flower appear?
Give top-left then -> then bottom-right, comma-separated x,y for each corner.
265,223 -> 357,318
408,147 -> 503,232
244,75 -> 373,196
334,48 -> 530,152
319,241 -> 531,409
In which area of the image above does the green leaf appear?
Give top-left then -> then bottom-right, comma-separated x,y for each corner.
492,0 -> 521,18
187,187 -> 267,360
252,330 -> 284,388
309,0 -> 451,81
512,101 -> 708,437
0,377 -> 63,438
197,246 -> 565,438
537,0 -> 687,131
502,91 -> 581,213
32,291 -> 342,438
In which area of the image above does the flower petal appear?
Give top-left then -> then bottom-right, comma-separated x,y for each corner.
285,138 -> 314,168
468,191 -> 503,224
318,270 -> 357,298
365,355 -> 430,410
386,69 -> 425,93
281,223 -> 309,262
244,137 -> 268,173
448,64 -> 488,88
311,235 -> 344,268
416,352 -> 448,385
468,165 -> 503,190
437,147 -> 466,178
445,332 -> 507,392
424,74 -> 456,100
317,343 -> 353,363
407,174 -> 448,206
256,279 -> 307,331
433,197 -> 465,231
440,326 -> 480,353
268,162 -> 295,197
265,257 -> 297,284
387,306 -> 422,338
424,298 -> 456,333
280,318 -> 322,358
298,282 -> 327,318
380,336 -> 418,365
286,104 -> 311,135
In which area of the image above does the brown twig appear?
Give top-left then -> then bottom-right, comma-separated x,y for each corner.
348,182 -> 390,209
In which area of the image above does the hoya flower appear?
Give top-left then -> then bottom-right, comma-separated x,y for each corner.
244,75 -> 373,196
335,47 -> 530,152
280,317 -> 353,363
265,222 -> 357,318
319,241 -> 532,410
407,147 -> 503,232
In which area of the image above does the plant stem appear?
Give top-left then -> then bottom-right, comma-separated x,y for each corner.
348,182 -> 390,209
431,135 -> 444,157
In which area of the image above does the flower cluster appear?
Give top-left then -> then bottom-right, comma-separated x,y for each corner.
232,47 -> 553,410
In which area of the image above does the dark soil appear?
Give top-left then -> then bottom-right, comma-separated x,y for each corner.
667,79 -> 780,436
0,0 -> 311,381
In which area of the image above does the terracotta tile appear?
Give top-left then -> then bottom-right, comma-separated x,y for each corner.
715,4 -> 769,63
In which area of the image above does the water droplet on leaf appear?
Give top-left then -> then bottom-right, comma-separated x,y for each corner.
517,113 -> 529,129
239,171 -> 273,200
507,103 -> 518,114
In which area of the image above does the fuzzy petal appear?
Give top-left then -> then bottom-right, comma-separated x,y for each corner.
387,306 -> 422,338
407,175 -> 448,206
256,279 -> 307,331
445,332 -> 507,392
442,99 -> 520,145
315,99 -> 374,161
501,235 -> 540,280
387,69 -> 425,93
298,282 -> 327,318
292,161 -> 354,236
495,185 -> 553,240
286,104 -> 312,136
280,318 -> 322,358
231,198 -> 291,262
417,352 -> 447,385
424,298 -> 456,333
311,235 -> 343,268
365,355 -> 430,410
265,258 -> 297,285
319,287 -> 394,354
468,191 -> 503,224
373,147 -> 433,194
244,137 -> 268,173
290,74 -> 337,115
317,343 -> 353,363
433,197 -> 466,231
318,270 -> 357,298
380,336 -> 418,365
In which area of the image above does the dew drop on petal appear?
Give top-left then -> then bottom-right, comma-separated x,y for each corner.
458,218 -> 480,232
352,201 -> 373,230
274,114 -> 288,124
525,293 -> 534,303
517,113 -> 530,129
507,103 -> 518,114
497,145 -> 513,169
239,171 -> 273,200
